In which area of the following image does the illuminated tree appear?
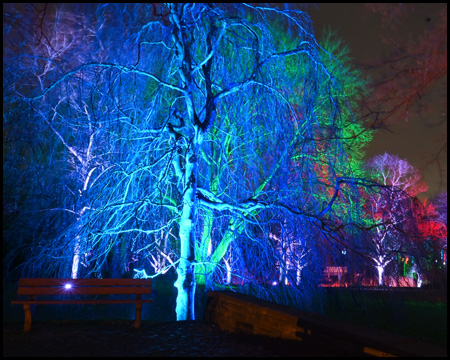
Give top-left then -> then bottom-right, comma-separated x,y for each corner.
365,152 -> 428,285
433,192 -> 448,236
366,152 -> 428,195
4,3 -> 377,320
4,4 -> 115,279
431,192 -> 447,277
410,194 -> 447,286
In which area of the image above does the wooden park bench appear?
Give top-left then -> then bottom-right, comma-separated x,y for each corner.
11,278 -> 153,331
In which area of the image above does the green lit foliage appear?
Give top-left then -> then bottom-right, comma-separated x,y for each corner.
191,12 -> 375,289
318,32 -> 373,175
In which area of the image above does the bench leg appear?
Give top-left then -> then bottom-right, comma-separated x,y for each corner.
134,302 -> 142,329
23,304 -> 32,331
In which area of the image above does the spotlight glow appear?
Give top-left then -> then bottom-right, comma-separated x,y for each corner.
64,283 -> 72,289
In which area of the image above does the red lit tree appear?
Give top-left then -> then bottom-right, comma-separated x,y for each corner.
410,194 -> 447,286
364,4 -> 447,127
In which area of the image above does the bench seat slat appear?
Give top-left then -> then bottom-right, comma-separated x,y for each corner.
18,278 -> 152,286
12,299 -> 153,305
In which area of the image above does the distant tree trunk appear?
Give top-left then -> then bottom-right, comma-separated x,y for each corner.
376,264 -> 384,286
71,213 -> 84,279
71,235 -> 81,279
70,200 -> 88,279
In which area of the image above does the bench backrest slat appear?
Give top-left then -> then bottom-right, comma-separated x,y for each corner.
16,278 -> 152,296
18,278 -> 152,286
17,287 -> 152,296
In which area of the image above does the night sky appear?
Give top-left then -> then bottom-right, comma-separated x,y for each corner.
306,3 -> 447,201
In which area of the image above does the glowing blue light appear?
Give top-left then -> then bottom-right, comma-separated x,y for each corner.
64,283 -> 72,289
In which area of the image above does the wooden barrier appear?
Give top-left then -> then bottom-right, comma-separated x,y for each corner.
204,290 -> 311,341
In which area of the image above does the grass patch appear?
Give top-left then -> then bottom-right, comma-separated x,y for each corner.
231,284 -> 447,347
319,288 -> 447,346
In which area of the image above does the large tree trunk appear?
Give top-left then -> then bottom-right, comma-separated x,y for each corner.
174,252 -> 196,320
174,147 -> 198,320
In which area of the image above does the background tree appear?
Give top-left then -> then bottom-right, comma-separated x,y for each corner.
363,4 -> 447,194
365,152 -> 428,285
3,4 -> 116,279
411,194 -> 447,287
364,4 -> 447,126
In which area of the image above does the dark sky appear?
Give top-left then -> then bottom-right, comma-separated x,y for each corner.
306,3 -> 447,201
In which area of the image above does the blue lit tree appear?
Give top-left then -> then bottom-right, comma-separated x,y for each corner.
5,3 -> 381,320
4,4 -> 117,279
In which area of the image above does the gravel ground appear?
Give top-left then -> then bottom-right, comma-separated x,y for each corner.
3,319 -> 348,357
3,320 -> 292,357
